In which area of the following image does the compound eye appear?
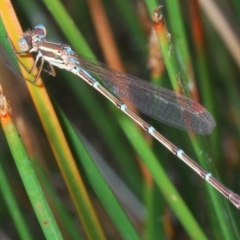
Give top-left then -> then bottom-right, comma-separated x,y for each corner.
34,25 -> 46,39
18,37 -> 30,51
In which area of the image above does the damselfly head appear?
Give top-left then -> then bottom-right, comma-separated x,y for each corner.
18,25 -> 46,52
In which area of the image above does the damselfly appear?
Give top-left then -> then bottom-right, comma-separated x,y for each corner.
14,25 -> 240,209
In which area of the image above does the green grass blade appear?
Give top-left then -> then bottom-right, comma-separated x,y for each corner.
0,99 -> 63,240
0,156 -> 33,240
54,101 -> 141,240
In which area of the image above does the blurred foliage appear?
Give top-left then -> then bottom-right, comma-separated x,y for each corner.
0,0 -> 240,239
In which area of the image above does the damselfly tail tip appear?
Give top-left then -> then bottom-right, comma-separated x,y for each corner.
229,192 -> 240,209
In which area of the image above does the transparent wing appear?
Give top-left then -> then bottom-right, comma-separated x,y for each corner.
73,53 -> 216,135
